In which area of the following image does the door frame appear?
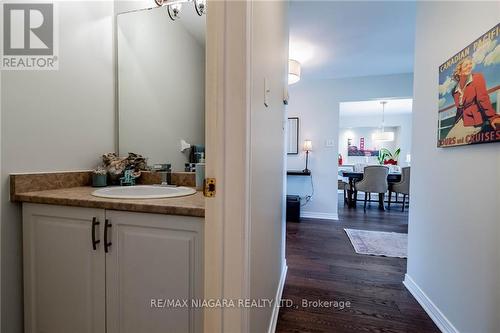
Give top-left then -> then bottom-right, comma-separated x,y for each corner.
204,0 -> 253,332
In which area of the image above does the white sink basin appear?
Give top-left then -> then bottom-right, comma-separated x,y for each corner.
92,185 -> 196,199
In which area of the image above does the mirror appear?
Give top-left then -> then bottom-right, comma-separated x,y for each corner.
287,117 -> 299,154
117,6 -> 206,171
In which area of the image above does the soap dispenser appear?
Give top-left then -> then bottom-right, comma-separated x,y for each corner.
195,153 -> 205,190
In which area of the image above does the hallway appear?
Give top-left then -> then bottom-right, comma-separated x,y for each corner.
276,202 -> 439,333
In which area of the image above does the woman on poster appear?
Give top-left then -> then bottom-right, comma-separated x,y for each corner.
445,56 -> 500,143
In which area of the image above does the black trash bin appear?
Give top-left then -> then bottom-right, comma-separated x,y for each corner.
286,195 -> 301,222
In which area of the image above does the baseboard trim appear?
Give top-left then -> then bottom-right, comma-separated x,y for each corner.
403,274 -> 459,333
268,261 -> 288,333
300,211 -> 339,220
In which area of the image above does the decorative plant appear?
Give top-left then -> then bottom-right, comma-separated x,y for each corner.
102,152 -> 147,185
377,148 -> 401,165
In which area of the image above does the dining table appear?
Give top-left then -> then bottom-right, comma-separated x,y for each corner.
340,171 -> 402,209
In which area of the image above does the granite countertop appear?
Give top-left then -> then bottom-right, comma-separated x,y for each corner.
14,186 -> 205,217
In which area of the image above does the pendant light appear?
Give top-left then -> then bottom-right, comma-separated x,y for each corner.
372,101 -> 394,142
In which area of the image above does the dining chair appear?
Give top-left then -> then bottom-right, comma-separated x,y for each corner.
388,167 -> 410,212
338,180 -> 348,205
338,165 -> 354,205
354,165 -> 389,212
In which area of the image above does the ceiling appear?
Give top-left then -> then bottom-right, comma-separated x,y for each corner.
340,98 -> 413,117
289,1 -> 417,80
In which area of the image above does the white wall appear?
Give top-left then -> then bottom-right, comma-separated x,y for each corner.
340,113 -> 413,166
407,2 -> 500,332
117,7 -> 205,170
0,2 -> 115,332
287,73 -> 413,219
249,1 -> 288,332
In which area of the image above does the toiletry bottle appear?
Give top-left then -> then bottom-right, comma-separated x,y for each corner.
195,162 -> 205,191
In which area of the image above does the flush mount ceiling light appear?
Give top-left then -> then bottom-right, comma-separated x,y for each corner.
372,101 -> 395,142
155,0 -> 206,20
288,59 -> 301,85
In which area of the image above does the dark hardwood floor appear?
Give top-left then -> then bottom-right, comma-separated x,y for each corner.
276,197 -> 439,333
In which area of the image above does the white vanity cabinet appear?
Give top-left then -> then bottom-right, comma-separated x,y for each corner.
105,210 -> 203,333
23,203 -> 204,333
23,204 -> 106,333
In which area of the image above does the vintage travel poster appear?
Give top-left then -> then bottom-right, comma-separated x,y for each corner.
438,23 -> 500,147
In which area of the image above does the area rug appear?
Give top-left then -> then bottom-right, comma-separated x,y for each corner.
344,229 -> 407,258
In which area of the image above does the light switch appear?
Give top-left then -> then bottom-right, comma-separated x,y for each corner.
325,139 -> 335,147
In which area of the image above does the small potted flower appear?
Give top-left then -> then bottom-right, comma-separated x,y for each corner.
378,148 -> 401,165
92,166 -> 108,187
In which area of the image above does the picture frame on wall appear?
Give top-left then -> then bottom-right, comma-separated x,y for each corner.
287,117 -> 299,154
437,22 -> 500,148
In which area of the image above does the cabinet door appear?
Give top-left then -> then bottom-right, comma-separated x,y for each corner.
105,210 -> 203,333
23,203 -> 106,333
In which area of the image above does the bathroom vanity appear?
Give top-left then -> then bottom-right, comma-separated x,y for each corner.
10,3 -> 209,332
11,172 -> 204,333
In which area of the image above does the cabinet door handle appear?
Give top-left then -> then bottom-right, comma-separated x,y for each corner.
91,217 -> 100,251
104,219 -> 112,253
